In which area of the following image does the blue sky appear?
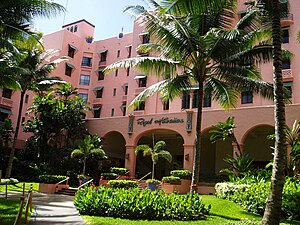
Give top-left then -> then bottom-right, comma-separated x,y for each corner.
33,0 -> 145,40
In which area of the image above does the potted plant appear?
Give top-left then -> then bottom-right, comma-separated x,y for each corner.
146,179 -> 161,191
170,170 -> 192,193
162,176 -> 181,194
86,35 -> 93,43
77,174 -> 91,185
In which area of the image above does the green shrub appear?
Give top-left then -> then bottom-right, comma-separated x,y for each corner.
216,177 -> 300,220
109,167 -> 129,175
146,179 -> 161,185
39,175 -> 68,184
0,178 -> 19,184
108,180 -> 138,189
170,170 -> 192,179
74,187 -> 210,220
101,172 -> 118,180
162,176 -> 181,184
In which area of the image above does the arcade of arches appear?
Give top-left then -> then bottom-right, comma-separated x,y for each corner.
100,125 -> 275,179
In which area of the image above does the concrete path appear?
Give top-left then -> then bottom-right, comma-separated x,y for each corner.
27,193 -> 86,225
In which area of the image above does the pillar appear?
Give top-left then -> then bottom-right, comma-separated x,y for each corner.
183,144 -> 195,172
125,145 -> 136,178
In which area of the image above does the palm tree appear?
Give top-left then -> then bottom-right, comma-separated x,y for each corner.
136,140 -> 172,180
5,35 -> 67,178
71,135 -> 106,175
105,1 -> 274,191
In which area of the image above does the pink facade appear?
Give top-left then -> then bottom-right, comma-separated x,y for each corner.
2,1 -> 300,178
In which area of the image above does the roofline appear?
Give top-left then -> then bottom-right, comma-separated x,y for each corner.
62,19 -> 95,28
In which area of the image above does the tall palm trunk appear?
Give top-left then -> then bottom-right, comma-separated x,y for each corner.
152,162 -> 155,179
83,156 -> 87,175
191,81 -> 204,192
262,1 -> 287,224
5,91 -> 25,178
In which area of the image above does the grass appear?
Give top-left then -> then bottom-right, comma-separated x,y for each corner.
0,182 -> 39,192
82,195 -> 300,225
0,198 -> 23,225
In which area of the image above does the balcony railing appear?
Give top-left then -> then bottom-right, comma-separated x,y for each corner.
280,12 -> 293,21
282,69 -> 293,80
0,97 -> 13,108
92,98 -> 103,104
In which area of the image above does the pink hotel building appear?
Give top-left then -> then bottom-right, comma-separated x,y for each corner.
1,0 -> 300,178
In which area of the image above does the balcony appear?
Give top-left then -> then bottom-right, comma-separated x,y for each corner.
92,98 -> 103,104
0,97 -> 13,108
98,61 -> 107,67
282,69 -> 293,81
280,13 -> 294,26
122,95 -> 127,102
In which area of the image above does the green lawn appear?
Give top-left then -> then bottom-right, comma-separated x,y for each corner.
0,182 -> 39,193
0,198 -> 23,225
82,195 -> 300,225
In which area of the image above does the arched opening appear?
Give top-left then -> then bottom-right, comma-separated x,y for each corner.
200,127 -> 232,180
136,129 -> 184,180
243,125 -> 275,169
102,131 -> 126,170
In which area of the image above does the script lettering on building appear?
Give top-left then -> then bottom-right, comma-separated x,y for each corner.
136,117 -> 184,127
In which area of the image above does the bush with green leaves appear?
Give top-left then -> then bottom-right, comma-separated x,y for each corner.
100,172 -> 118,180
74,187 -> 210,220
216,177 -> 300,220
162,176 -> 181,184
170,170 -> 192,179
0,178 -> 19,184
109,167 -> 129,176
146,179 -> 161,184
39,175 -> 68,184
107,180 -> 138,189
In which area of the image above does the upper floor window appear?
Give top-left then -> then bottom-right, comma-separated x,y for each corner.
65,63 -> 75,76
94,86 -> 103,98
121,103 -> 126,116
135,101 -> 145,111
113,88 -> 117,96
203,94 -> 212,108
182,92 -> 190,109
241,90 -> 253,104
93,105 -> 101,118
140,33 -> 150,44
82,57 -> 92,67
25,94 -> 29,103
115,69 -> 118,77
126,45 -> 132,58
68,44 -> 77,58
2,88 -> 12,99
282,59 -> 291,70
79,75 -> 90,85
139,78 -> 147,87
124,84 -> 128,95
111,108 -> 115,117
283,82 -> 292,98
282,26 -> 289,44
100,50 -> 107,62
74,25 -> 78,32
192,90 -> 211,108
98,70 -> 105,80
163,100 -> 169,110
78,93 -> 88,104
126,68 -> 130,76
117,50 -> 120,58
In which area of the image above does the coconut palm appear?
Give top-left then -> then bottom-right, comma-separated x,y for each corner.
5,34 -> 67,178
105,1 -> 274,191
136,140 -> 172,180
71,135 -> 106,175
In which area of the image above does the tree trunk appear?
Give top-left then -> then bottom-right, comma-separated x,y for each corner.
190,82 -> 204,193
262,1 -> 287,224
83,157 -> 87,175
5,91 -> 26,178
152,161 -> 155,180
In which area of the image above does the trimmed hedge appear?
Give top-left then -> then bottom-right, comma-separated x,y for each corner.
39,175 -> 68,184
170,170 -> 192,179
110,167 -> 129,175
101,172 -> 118,180
108,180 -> 138,189
74,187 -> 210,220
215,178 -> 300,220
162,176 -> 181,184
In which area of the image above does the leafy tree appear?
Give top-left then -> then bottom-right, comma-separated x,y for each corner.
71,135 -> 106,176
105,0 -> 274,191
136,140 -> 172,180
24,83 -> 89,161
5,34 -> 66,178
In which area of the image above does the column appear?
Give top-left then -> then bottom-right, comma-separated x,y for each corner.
125,145 -> 136,178
183,144 -> 195,172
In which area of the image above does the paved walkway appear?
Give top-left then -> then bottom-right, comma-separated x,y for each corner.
27,193 -> 86,225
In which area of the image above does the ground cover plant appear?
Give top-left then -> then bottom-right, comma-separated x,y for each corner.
74,187 -> 209,220
0,198 -> 22,225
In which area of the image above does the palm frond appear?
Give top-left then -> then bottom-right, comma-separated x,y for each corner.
71,149 -> 83,158
157,150 -> 172,163
154,140 -> 167,151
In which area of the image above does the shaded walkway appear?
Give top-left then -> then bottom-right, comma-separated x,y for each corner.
28,193 -> 85,225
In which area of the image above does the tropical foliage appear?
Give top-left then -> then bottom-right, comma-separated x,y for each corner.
71,134 -> 106,175
105,0 -> 274,191
136,140 -> 172,179
74,187 -> 210,220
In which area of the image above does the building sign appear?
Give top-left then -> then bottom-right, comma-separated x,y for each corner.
136,117 -> 184,127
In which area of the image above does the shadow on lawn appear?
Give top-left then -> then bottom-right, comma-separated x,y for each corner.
209,212 -> 240,221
